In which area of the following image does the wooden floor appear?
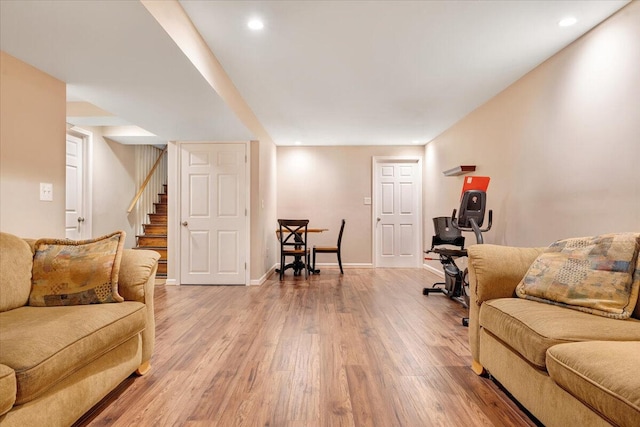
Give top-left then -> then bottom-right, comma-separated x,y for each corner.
76,268 -> 537,427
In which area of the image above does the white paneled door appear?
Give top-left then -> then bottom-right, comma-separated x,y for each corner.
65,134 -> 84,240
374,158 -> 422,268
180,143 -> 247,285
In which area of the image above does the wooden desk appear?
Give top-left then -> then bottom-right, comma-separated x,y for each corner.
275,228 -> 328,276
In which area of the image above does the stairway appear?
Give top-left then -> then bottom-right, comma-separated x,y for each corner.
134,184 -> 168,279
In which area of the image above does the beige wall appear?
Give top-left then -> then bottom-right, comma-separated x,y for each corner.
0,51 -> 66,238
0,52 -> 151,246
277,145 -> 424,265
424,2 -> 640,250
250,140 -> 278,281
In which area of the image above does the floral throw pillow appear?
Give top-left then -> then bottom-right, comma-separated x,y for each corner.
516,233 -> 640,319
29,231 -> 126,306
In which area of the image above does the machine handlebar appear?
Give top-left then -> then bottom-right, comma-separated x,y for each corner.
451,209 -> 492,244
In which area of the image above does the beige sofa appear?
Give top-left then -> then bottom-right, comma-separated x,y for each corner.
467,244 -> 640,427
0,232 -> 160,426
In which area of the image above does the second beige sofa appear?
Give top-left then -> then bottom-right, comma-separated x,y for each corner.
467,244 -> 640,427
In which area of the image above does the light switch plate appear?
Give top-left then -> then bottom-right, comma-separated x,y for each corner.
364,197 -> 372,205
40,183 -> 53,201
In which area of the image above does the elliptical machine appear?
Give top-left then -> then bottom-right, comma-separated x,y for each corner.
423,188 -> 492,326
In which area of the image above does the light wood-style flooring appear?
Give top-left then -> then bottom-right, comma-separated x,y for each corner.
76,268 -> 537,427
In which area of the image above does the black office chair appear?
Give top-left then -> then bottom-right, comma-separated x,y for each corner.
278,219 -> 310,280
312,219 -> 345,274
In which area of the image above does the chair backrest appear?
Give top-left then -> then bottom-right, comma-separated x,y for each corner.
336,219 -> 346,248
431,217 -> 465,249
278,219 -> 309,249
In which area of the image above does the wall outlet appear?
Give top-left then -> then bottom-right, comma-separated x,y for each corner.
364,197 -> 372,205
40,183 -> 53,201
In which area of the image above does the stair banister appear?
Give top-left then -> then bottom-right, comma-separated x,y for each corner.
127,146 -> 168,214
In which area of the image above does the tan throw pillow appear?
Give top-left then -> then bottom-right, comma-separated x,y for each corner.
29,231 -> 126,306
516,233 -> 640,319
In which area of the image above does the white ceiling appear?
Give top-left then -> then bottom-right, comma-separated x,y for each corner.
0,0 -> 629,146
0,0 -> 252,145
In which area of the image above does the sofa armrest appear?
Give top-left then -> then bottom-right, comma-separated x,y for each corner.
467,244 -> 544,304
466,244 -> 545,373
118,249 -> 160,366
118,249 -> 160,302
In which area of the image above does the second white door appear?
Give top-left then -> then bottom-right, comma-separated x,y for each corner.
374,159 -> 422,268
180,143 -> 247,285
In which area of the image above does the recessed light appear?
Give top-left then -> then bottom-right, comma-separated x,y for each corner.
294,141 -> 301,146
558,17 -> 577,27
248,19 -> 264,31
412,140 -> 421,145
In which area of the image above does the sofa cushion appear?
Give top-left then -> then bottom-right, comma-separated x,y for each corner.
0,302 -> 145,404
547,341 -> 640,427
0,233 -> 33,312
0,364 -> 16,416
29,231 -> 126,306
516,233 -> 640,319
480,298 -> 640,368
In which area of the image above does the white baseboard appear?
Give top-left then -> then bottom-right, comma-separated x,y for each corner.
165,278 -> 178,286
250,264 -> 278,286
423,263 -> 445,278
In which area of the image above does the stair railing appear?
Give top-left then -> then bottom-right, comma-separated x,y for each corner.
127,146 -> 168,214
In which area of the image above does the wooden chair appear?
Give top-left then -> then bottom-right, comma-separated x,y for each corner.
312,219 -> 345,274
278,219 -> 310,280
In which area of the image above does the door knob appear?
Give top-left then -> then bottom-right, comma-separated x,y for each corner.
77,217 -> 85,223
181,221 -> 188,226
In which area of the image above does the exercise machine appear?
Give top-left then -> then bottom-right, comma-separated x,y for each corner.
423,188 -> 492,326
